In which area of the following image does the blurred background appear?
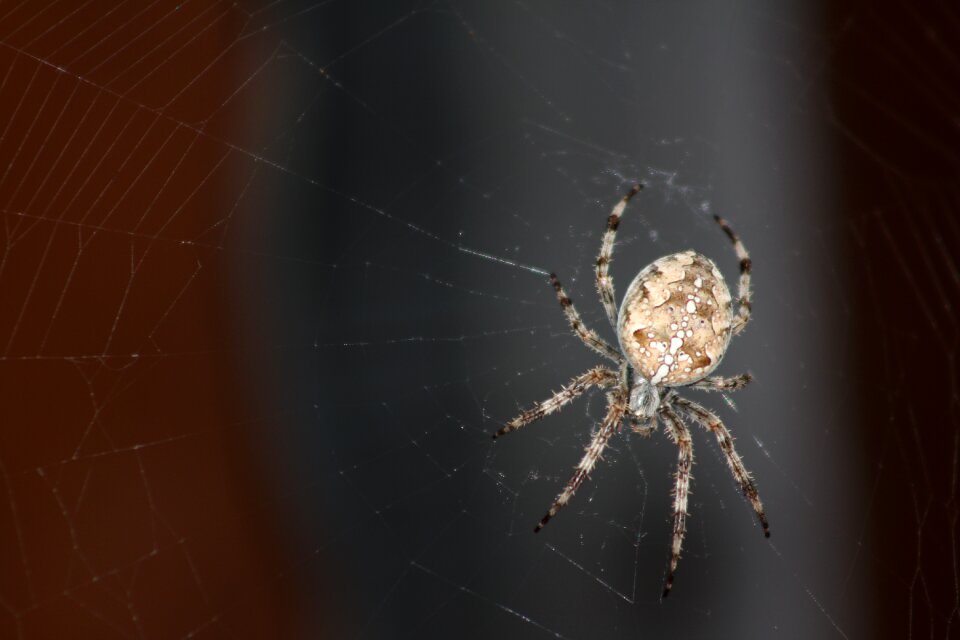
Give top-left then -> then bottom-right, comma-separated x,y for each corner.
0,1 -> 956,638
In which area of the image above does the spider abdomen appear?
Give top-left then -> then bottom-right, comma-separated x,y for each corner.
617,250 -> 734,386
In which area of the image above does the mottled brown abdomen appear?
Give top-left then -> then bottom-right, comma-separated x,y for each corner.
617,251 -> 734,386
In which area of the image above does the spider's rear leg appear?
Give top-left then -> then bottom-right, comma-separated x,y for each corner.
713,215 -> 752,336
596,183 -> 643,329
493,367 -> 617,439
534,391 -> 627,532
549,273 -> 622,363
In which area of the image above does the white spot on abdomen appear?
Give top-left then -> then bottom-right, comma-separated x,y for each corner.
651,363 -> 670,384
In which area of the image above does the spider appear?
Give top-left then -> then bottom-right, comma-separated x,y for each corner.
492,184 -> 769,597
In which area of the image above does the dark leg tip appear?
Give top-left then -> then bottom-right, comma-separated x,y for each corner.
764,530 -> 771,538
534,513 -> 552,533
662,586 -> 671,598
491,433 -> 498,440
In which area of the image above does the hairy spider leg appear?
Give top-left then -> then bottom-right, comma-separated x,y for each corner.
550,273 -> 622,363
596,184 -> 643,329
534,390 -> 628,532
673,396 -> 770,537
713,215 -> 752,336
493,367 -> 618,439
688,373 -> 753,393
660,404 -> 694,597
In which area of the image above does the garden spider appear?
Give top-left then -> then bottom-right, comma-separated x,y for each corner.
493,185 -> 769,597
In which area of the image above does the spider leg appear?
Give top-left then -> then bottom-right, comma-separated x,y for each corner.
550,273 -> 623,363
596,184 -> 643,329
534,390 -> 628,532
672,396 -> 770,537
660,404 -> 694,598
713,215 -> 752,335
688,373 -> 752,393
493,367 -> 618,439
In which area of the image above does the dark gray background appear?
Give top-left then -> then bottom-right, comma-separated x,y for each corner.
228,0 -> 956,638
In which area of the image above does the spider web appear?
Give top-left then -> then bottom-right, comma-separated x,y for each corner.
0,1 -> 955,638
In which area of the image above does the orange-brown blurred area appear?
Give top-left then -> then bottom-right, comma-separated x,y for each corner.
828,2 -> 960,637
0,3 -> 315,638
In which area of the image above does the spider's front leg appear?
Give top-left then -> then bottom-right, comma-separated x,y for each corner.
659,404 -> 694,598
493,367 -> 618,439
673,396 -> 770,537
534,389 -> 628,532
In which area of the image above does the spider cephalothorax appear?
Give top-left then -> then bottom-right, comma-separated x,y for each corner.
493,185 -> 768,597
